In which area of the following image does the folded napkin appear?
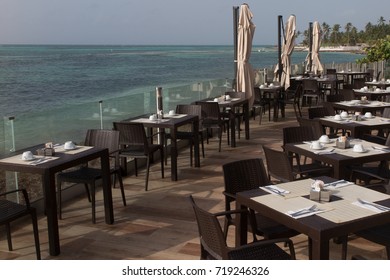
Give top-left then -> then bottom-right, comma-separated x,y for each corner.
380,119 -> 390,123
260,185 -> 290,196
286,205 -> 326,219
372,146 -> 390,152
313,148 -> 335,155
324,180 -> 353,189
353,199 -> 390,213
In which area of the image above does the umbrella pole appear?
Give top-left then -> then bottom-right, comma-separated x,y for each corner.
277,15 -> 283,83
308,22 -> 313,73
233,6 -> 239,90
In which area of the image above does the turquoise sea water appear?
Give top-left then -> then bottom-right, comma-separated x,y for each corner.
0,45 -> 364,152
0,45 -> 364,116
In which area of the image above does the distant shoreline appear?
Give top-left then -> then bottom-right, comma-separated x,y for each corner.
295,45 -> 366,54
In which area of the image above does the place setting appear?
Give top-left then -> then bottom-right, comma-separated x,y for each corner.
353,198 -> 390,213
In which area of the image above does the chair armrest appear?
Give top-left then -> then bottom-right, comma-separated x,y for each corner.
222,191 -> 236,200
0,188 -> 30,207
233,237 -> 296,259
351,169 -> 388,182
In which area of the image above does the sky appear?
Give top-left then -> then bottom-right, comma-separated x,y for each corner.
0,0 -> 389,45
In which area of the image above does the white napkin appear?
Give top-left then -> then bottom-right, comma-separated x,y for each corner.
286,206 -> 326,219
353,199 -> 390,213
324,180 -> 353,189
313,148 -> 335,155
260,185 -> 290,196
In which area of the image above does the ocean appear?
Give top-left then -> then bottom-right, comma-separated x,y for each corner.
0,45 -> 364,152
0,45 -> 364,116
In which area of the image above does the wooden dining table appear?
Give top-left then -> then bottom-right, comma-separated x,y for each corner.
283,138 -> 390,179
259,85 -> 283,121
318,115 -> 390,138
123,113 -> 200,181
353,88 -> 390,101
336,71 -> 369,87
331,100 -> 390,114
235,177 -> 390,259
203,97 -> 250,146
0,144 -> 113,256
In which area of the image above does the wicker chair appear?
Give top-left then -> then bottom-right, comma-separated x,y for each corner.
195,101 -> 229,152
164,104 -> 205,166
282,127 -> 333,179
297,117 -> 324,139
189,195 -> 296,260
262,146 -> 296,183
280,84 -> 302,120
224,91 -> 246,139
57,129 -> 126,223
302,78 -> 321,107
222,158 -> 299,241
350,134 -> 390,185
0,189 -> 41,259
252,87 -> 271,124
113,122 -> 164,191
343,182 -> 390,259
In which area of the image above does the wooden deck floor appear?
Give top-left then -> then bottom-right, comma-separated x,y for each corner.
1,108 -> 388,260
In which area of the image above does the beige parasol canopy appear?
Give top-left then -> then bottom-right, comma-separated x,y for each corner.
274,15 -> 296,90
306,21 -> 323,74
236,4 -> 256,107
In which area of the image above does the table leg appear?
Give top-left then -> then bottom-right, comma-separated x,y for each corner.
311,238 -> 330,260
243,103 -> 250,140
230,112 -> 236,147
43,171 -> 60,256
193,119 -> 200,167
235,200 -> 248,246
170,130 -> 178,181
101,149 -> 114,224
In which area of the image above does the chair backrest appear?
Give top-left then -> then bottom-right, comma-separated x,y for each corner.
338,88 -> 354,101
195,101 -> 221,121
366,68 -> 374,81
283,126 -> 317,146
84,129 -> 120,154
303,78 -> 319,92
353,78 -> 366,89
307,106 -> 331,119
382,107 -> 390,119
326,94 -> 344,102
326,68 -> 337,74
225,91 -> 246,99
263,146 -> 295,182
113,122 -> 149,149
189,195 -> 228,260
223,158 -> 270,197
175,104 -> 202,118
297,117 -> 324,139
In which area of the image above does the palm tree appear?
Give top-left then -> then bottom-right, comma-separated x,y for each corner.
321,22 -> 331,45
330,24 -> 341,46
344,22 -> 353,45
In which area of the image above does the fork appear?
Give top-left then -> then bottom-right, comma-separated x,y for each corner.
264,186 -> 286,197
357,198 -> 390,212
290,205 -> 317,217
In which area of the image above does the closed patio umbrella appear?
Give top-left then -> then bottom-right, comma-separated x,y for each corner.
274,15 -> 296,90
236,4 -> 256,107
306,21 -> 323,75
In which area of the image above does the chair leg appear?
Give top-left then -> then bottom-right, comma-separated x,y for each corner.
31,209 -> 41,259
91,182 -> 96,224
145,157 -> 150,191
5,223 -> 12,251
116,172 -> 126,206
57,181 -> 63,220
160,149 -> 165,179
84,183 -> 91,202
134,158 -> 138,176
218,128 -> 222,152
259,107 -> 263,124
200,132 -> 205,158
